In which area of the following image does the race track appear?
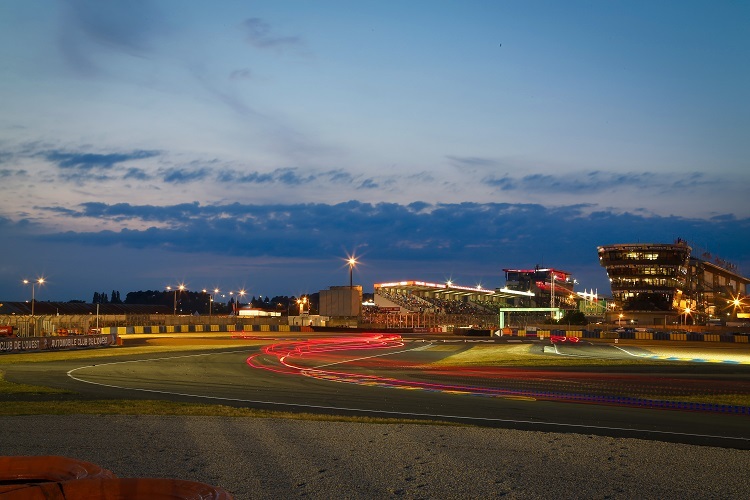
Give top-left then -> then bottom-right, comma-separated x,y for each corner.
8,333 -> 750,449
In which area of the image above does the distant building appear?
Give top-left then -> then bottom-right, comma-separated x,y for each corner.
319,286 -> 362,326
688,253 -> 749,324
598,240 -> 749,325
237,307 -> 280,317
502,267 -> 576,310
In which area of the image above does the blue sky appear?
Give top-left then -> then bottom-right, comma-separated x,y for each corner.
1,0 -> 748,302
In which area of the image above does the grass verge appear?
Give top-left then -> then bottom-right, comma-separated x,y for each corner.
0,370 -> 71,395
0,399 -> 458,426
429,344 -> 686,367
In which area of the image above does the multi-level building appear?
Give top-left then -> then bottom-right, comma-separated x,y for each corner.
502,267 -> 576,310
598,239 -> 748,325
688,253 -> 749,324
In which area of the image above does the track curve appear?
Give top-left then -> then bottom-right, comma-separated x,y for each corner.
53,333 -> 750,449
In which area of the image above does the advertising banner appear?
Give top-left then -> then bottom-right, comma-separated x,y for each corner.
0,334 -> 118,354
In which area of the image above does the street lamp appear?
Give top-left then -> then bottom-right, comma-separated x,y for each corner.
203,288 -> 219,318
22,278 -> 45,317
728,294 -> 745,317
229,289 -> 246,315
683,307 -> 692,326
347,256 -> 357,287
297,296 -> 308,315
166,284 -> 186,315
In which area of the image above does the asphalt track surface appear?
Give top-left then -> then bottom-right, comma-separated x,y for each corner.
6,333 -> 750,449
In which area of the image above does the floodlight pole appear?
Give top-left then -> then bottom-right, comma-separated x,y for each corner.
348,257 -> 357,288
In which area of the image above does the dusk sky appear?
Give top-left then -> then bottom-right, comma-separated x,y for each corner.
1,1 -> 748,302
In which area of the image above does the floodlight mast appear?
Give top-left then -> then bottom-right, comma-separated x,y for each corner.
166,284 -> 186,315
348,257 -> 358,288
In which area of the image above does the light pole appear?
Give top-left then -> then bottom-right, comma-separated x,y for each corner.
23,278 -> 45,318
206,288 -> 219,318
347,257 -> 357,287
229,290 -> 246,315
683,307 -> 691,326
166,284 -> 186,315
297,296 -> 308,315
550,273 -> 556,321
23,278 -> 45,336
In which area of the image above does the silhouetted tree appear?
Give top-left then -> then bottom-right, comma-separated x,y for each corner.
558,310 -> 588,325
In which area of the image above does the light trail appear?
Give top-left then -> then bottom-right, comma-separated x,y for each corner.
65,350 -> 750,447
244,334 -> 750,415
62,341 -> 750,446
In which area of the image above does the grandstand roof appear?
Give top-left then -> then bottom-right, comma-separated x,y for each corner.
374,280 -> 534,299
0,302 -> 171,316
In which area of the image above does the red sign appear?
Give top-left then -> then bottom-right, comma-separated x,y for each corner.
379,307 -> 401,313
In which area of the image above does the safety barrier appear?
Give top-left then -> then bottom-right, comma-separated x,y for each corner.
34,323 -> 747,343
502,328 -> 749,343
91,325 -> 239,334
103,324 -> 313,335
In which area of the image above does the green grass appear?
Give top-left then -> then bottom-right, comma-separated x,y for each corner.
428,344 -> 684,367
0,343 -> 461,422
0,399 -> 457,425
429,344 -> 750,407
0,343 -> 257,365
0,370 -> 71,395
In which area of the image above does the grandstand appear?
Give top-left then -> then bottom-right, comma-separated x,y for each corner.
368,280 -> 534,330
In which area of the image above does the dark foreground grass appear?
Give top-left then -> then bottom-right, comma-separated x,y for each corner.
0,397 -> 457,426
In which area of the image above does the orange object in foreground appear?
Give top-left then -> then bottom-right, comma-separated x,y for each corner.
0,457 -> 233,499
0,456 -> 115,483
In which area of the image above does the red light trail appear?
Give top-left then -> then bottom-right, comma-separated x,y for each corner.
243,334 -> 750,415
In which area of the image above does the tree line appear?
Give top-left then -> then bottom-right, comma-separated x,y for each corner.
92,291 -> 122,304
87,290 -> 319,315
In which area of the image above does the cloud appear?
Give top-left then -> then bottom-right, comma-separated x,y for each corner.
58,0 -> 164,75
358,178 -> 379,190
229,68 -> 256,80
0,169 -> 27,179
240,18 -> 306,53
215,167 -> 356,187
162,168 -> 211,184
4,143 -> 746,221
123,167 -> 151,181
446,155 -> 503,169
44,150 -> 160,171
33,149 -> 161,185
0,152 -> 15,165
30,201 -> 750,272
482,170 -> 718,194
4,200 -> 749,300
